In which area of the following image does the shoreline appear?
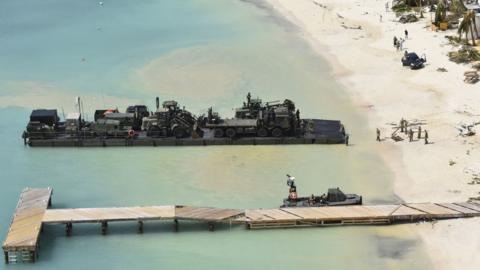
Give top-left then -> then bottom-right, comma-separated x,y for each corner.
264,0 -> 480,269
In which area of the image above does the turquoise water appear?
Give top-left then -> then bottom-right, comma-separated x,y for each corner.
0,0 -> 431,269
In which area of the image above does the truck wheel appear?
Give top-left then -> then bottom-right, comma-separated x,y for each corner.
257,127 -> 268,137
148,126 -> 161,137
225,128 -> 236,138
214,128 -> 224,138
272,127 -> 283,137
173,126 -> 186,138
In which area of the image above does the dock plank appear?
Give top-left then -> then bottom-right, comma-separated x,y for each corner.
437,203 -> 479,215
405,203 -> 462,217
42,206 -> 175,223
2,188 -> 52,253
454,202 -> 480,212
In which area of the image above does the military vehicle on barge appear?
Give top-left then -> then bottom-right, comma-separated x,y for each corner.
22,93 -> 348,147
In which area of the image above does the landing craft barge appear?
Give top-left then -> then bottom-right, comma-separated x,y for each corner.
23,94 -> 348,147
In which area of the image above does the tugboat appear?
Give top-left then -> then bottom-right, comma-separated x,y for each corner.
281,175 -> 362,207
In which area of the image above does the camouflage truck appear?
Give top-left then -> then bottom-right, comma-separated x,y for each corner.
87,118 -> 128,138
199,93 -> 301,138
141,99 -> 198,138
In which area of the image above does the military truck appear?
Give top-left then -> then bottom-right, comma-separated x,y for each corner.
198,93 -> 302,138
199,107 -> 261,138
103,113 -> 135,130
88,118 -> 127,138
126,105 -> 150,130
65,112 -> 82,135
25,109 -> 61,139
141,98 -> 198,138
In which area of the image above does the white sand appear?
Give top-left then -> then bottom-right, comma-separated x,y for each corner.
264,0 -> 480,268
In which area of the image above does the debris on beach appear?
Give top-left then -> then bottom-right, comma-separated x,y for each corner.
448,47 -> 480,64
392,2 -> 412,14
449,160 -> 456,166
312,1 -> 327,9
336,13 -> 344,19
456,122 -> 478,136
468,195 -> 480,202
463,163 -> 480,184
398,14 -> 418,24
464,70 -> 479,84
391,134 -> 404,141
472,61 -> 480,70
341,24 -> 362,30
436,67 -> 448,72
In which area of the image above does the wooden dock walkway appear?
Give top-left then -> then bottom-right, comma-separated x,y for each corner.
3,187 -> 480,263
2,187 -> 52,263
242,203 -> 480,229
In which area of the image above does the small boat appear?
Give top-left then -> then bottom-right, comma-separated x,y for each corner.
280,175 -> 362,208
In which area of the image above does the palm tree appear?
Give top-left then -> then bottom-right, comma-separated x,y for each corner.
472,11 -> 479,39
435,0 -> 447,25
458,11 -> 477,46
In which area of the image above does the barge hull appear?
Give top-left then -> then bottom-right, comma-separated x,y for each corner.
27,119 -> 346,147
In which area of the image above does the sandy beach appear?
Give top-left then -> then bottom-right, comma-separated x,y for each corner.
264,0 -> 480,268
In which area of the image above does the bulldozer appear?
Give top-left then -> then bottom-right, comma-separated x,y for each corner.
141,98 -> 198,138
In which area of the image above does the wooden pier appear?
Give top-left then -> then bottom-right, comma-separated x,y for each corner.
3,188 -> 480,263
2,188 -> 52,263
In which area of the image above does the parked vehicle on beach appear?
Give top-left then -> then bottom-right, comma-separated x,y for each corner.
401,52 -> 426,70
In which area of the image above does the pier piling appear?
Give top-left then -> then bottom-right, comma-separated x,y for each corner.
101,221 -> 108,235
65,223 -> 72,236
173,219 -> 179,232
137,221 -> 144,234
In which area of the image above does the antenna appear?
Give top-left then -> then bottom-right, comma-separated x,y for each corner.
80,98 -> 85,122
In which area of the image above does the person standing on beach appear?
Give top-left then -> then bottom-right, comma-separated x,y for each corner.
405,29 -> 408,39
409,129 -> 414,142
394,36 -> 397,47
380,14 -> 383,22
424,130 -> 429,144
418,126 -> 422,139
400,118 -> 404,132
385,2 -> 389,12
376,128 -> 381,141
345,134 -> 349,146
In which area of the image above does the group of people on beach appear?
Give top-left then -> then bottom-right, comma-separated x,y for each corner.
376,118 -> 429,144
393,30 -> 408,51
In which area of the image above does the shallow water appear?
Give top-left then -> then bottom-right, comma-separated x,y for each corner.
0,0 -> 431,269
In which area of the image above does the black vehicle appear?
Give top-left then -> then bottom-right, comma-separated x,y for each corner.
25,109 -> 61,139
280,175 -> 362,207
126,105 -> 150,130
401,52 -> 426,70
